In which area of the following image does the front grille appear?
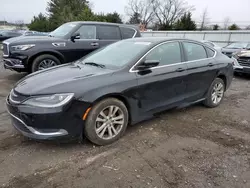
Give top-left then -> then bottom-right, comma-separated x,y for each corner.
2,43 -> 9,56
238,57 -> 250,67
9,90 -> 29,104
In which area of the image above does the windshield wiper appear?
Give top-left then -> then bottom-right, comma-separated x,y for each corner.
84,62 -> 106,68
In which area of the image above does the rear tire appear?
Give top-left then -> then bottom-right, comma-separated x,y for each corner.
203,78 -> 225,108
84,98 -> 129,146
31,54 -> 61,73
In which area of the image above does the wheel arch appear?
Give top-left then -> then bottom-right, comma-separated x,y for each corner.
92,93 -> 132,124
217,73 -> 227,89
27,51 -> 65,71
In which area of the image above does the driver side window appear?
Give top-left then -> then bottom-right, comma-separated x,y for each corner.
74,25 -> 96,39
145,42 -> 182,66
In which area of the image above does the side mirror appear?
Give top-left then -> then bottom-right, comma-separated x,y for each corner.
136,60 -> 160,71
71,33 -> 80,42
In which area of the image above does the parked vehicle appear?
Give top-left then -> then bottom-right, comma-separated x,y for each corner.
2,21 -> 141,73
201,40 -> 222,51
221,42 -> 250,58
6,38 -> 233,145
22,31 -> 49,36
0,31 -> 22,42
232,50 -> 250,74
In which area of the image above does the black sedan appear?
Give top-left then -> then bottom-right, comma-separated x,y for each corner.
6,38 -> 234,145
0,31 -> 22,42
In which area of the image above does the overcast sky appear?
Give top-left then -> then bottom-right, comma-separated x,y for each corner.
0,0 -> 249,26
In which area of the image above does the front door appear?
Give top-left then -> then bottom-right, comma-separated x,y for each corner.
134,41 -> 188,114
65,25 -> 99,62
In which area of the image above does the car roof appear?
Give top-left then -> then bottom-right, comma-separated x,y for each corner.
124,37 -> 204,44
67,21 -> 139,29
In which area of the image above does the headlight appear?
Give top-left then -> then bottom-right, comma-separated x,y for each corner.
11,44 -> 35,51
23,93 -> 74,108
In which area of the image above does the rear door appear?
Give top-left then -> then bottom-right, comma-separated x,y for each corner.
134,41 -> 188,114
182,41 -> 218,101
96,25 -> 121,48
65,24 -> 99,62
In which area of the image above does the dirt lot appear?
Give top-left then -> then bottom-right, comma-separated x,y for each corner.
0,57 -> 250,188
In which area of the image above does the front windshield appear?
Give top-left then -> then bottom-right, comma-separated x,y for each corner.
49,23 -> 78,38
79,40 -> 152,69
226,42 -> 248,49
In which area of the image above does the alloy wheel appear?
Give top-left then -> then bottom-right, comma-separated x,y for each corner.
38,59 -> 57,70
95,105 -> 125,140
211,83 -> 224,105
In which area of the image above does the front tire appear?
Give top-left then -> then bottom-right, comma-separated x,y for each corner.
84,98 -> 129,146
31,54 -> 61,73
203,78 -> 225,108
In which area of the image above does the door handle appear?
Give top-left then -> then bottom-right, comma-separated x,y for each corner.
208,63 -> 214,67
175,68 -> 185,72
91,42 -> 99,47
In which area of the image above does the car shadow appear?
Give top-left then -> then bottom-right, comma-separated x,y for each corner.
234,73 -> 250,80
4,72 -> 28,82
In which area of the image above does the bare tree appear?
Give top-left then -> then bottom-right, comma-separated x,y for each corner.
15,20 -> 25,30
151,0 -> 194,30
125,0 -> 155,27
223,17 -> 231,30
200,8 -> 209,30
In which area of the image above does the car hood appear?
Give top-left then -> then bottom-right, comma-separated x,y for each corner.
4,36 -> 65,44
14,63 -> 114,96
221,48 -> 242,53
236,50 -> 250,58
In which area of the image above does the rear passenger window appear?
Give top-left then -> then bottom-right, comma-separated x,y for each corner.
206,48 -> 215,58
98,26 -> 121,40
121,27 -> 136,39
183,42 -> 207,61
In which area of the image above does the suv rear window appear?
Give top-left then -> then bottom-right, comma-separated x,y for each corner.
98,26 -> 121,40
121,27 -> 136,39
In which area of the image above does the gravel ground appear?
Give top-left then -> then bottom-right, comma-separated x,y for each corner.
0,55 -> 250,188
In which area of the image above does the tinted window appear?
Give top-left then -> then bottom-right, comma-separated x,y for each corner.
121,27 -> 136,39
75,25 -> 96,39
145,42 -> 182,66
98,26 -> 121,40
183,42 -> 207,61
207,48 -> 215,58
50,22 -> 78,38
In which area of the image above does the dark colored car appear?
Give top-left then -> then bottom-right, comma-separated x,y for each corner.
6,38 -> 234,145
232,50 -> 250,74
2,21 -> 141,73
222,42 -> 250,58
0,31 -> 22,42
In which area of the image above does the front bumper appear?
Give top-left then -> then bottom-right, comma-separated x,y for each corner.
6,96 -> 91,140
3,58 -> 25,70
232,57 -> 250,74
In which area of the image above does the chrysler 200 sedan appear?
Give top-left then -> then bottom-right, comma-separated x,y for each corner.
6,38 -> 234,145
